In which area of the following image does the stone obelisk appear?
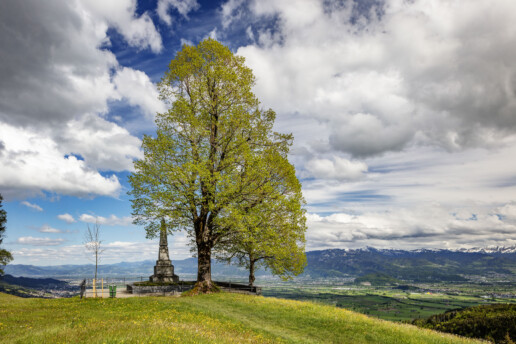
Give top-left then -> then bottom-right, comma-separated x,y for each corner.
150,219 -> 179,283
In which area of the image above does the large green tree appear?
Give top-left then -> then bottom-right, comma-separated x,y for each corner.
0,193 -> 13,275
129,39 -> 305,291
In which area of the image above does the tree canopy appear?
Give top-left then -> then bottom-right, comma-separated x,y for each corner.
129,39 -> 306,292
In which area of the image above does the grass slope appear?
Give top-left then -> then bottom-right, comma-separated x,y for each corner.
0,292 -> 483,344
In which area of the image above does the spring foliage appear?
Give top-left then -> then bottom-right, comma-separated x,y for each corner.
129,39 -> 306,287
213,151 -> 307,285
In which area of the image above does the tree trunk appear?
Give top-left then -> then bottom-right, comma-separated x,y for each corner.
95,251 -> 98,282
197,240 -> 212,283
249,259 -> 256,286
94,250 -> 98,298
192,222 -> 218,294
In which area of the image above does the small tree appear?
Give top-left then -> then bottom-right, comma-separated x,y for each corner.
0,193 -> 13,275
84,221 -> 104,295
214,150 -> 307,286
216,211 -> 306,286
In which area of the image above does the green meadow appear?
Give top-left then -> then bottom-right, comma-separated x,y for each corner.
0,292 -> 483,344
262,284 -> 516,322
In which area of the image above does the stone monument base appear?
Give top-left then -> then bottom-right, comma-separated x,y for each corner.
149,274 -> 179,283
127,283 -> 192,295
149,258 -> 179,283
126,281 -> 261,295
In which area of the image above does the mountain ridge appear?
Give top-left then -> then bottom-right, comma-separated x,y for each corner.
5,246 -> 516,281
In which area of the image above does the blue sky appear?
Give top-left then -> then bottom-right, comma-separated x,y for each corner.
1,0 -> 516,265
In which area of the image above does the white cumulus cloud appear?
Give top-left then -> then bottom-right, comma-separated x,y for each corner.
38,225 -> 63,234
57,213 -> 76,224
80,0 -> 163,53
157,0 -> 200,25
220,0 -> 245,28
80,214 -> 133,226
305,157 -> 367,181
497,203 -> 516,222
16,236 -> 65,246
0,123 -> 122,199
60,114 -> 143,172
113,67 -> 167,118
21,201 -> 43,212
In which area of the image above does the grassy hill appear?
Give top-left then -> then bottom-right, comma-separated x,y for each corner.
0,292 -> 483,343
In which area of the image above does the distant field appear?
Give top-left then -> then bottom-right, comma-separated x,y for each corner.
262,284 -> 516,322
0,292 -> 483,343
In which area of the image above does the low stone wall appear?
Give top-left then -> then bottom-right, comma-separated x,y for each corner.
126,281 -> 261,295
126,283 -> 193,295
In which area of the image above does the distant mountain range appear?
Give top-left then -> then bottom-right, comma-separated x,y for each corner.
304,246 -> 516,281
3,258 -> 251,279
416,246 -> 516,254
5,246 -> 516,282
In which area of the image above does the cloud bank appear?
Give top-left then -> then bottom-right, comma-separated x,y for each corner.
0,0 -> 164,199
11,233 -> 191,265
16,237 -> 65,246
236,0 -> 516,157
220,0 -> 516,249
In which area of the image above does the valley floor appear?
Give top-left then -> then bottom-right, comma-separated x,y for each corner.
262,282 -> 516,322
